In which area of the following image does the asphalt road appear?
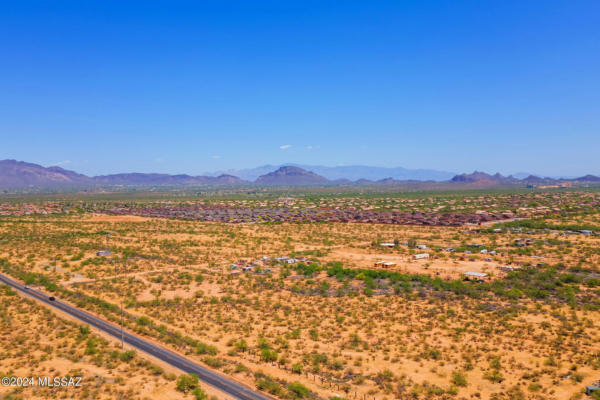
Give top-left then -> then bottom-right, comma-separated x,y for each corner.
0,273 -> 273,400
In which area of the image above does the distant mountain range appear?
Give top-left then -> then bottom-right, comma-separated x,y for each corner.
449,171 -> 600,185
92,172 -> 245,186
206,163 -> 456,181
255,166 -> 329,186
0,160 -> 247,188
0,159 -> 599,189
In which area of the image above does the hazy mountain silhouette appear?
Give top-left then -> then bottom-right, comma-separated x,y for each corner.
1,159 -> 599,189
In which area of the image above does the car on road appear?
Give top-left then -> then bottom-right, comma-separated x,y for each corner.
24,285 -> 30,289
48,296 -> 55,301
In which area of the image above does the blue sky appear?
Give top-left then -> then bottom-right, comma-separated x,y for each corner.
1,0 -> 599,176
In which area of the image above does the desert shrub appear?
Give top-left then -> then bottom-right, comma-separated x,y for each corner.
261,349 -> 278,362
193,386 -> 208,400
585,278 -> 600,287
256,376 -> 284,396
294,262 -> 322,277
235,363 -> 249,373
289,328 -> 301,339
527,383 -> 541,392
483,369 -> 504,383
78,324 -> 90,337
203,356 -> 225,368
176,373 -> 199,393
119,350 -> 136,362
452,371 -> 467,387
196,342 -> 218,355
84,337 -> 98,355
288,382 -> 310,398
233,339 -> 248,352
447,385 -> 459,395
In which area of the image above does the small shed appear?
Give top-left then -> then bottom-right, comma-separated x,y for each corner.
413,253 -> 430,260
96,250 -> 112,257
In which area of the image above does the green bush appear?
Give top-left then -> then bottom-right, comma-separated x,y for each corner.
84,338 -> 98,355
291,363 -> 303,374
585,278 -> 600,287
119,350 -> 136,362
256,377 -> 284,396
288,382 -> 310,398
452,371 -> 467,387
483,369 -> 504,383
261,348 -> 278,362
234,339 -> 248,352
79,325 -> 90,336
196,342 -> 218,355
176,373 -> 199,393
193,386 -> 208,400
203,356 -> 225,369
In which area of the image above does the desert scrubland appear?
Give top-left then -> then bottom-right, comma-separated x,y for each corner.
1,189 -> 599,400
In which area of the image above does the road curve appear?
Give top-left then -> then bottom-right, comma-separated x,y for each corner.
0,273 -> 273,400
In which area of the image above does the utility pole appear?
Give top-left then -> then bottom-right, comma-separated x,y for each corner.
120,257 -> 124,351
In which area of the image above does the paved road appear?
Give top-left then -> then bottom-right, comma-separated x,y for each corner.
0,273 -> 272,400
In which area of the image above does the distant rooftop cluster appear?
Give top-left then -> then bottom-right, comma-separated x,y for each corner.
103,205 -> 518,226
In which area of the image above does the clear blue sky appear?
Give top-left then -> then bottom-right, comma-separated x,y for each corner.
1,0 -> 599,176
